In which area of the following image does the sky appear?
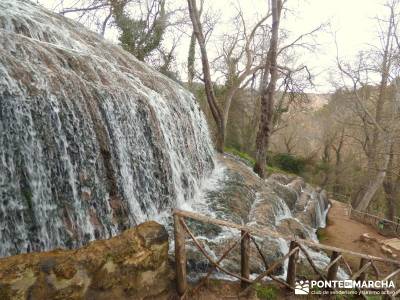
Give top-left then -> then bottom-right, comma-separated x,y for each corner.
282,0 -> 388,92
35,0 -> 390,93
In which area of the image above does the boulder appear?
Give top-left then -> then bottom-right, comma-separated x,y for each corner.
359,233 -> 378,244
286,178 -> 305,195
0,222 -> 172,300
277,219 -> 311,240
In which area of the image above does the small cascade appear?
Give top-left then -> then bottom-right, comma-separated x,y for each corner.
275,237 -> 290,279
316,197 -> 330,229
274,196 -> 293,225
182,155 -> 336,281
313,192 -> 324,228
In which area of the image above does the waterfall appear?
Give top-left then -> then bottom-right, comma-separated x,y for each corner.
274,196 -> 293,225
316,195 -> 330,229
0,0 -> 214,257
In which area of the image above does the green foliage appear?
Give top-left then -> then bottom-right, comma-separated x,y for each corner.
207,279 -> 222,288
224,145 -> 309,178
269,153 -> 306,175
316,228 -> 327,242
266,165 -> 290,175
224,147 -> 255,166
315,160 -> 330,172
111,0 -> 166,61
364,296 -> 381,300
255,284 -> 278,300
225,147 -> 301,176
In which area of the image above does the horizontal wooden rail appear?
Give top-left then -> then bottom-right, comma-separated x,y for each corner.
174,209 -> 400,265
350,208 -> 400,226
349,207 -> 400,237
173,209 -> 400,299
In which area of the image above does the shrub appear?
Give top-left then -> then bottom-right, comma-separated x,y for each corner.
316,228 -> 327,242
255,284 -> 278,300
271,153 -> 306,175
224,147 -> 255,166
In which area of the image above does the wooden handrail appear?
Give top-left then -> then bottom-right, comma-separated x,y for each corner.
239,245 -> 300,297
349,208 -> 400,237
174,209 -> 400,265
350,208 -> 400,226
179,217 -> 252,283
324,252 -> 342,272
173,209 -> 400,299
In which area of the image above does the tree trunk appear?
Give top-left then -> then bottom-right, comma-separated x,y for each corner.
187,0 -> 225,152
353,7 -> 393,210
353,147 -> 391,211
383,144 -> 399,220
254,0 -> 282,178
187,32 -> 196,88
215,123 -> 225,153
384,186 -> 398,221
333,128 -> 345,195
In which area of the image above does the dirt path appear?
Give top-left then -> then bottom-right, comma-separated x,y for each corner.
321,200 -> 399,269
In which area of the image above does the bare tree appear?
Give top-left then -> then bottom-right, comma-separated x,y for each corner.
187,0 -> 270,152
253,0 -> 282,178
383,142 -> 400,220
187,0 -> 204,88
336,0 -> 399,211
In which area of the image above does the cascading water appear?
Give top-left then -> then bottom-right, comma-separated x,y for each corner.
181,153 -> 341,281
274,196 -> 293,225
270,183 -> 348,279
0,0 -> 214,257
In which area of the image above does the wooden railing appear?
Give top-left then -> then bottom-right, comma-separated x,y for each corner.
326,192 -> 400,237
173,209 -> 400,299
349,206 -> 400,237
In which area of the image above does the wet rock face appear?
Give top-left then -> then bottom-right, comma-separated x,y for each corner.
0,221 -> 172,300
0,0 -> 214,256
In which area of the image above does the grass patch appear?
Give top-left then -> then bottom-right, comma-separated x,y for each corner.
224,147 -> 255,166
267,152 -> 306,175
207,279 -> 222,288
224,146 -> 303,176
364,296 -> 382,300
316,228 -> 327,242
266,165 -> 293,176
255,284 -> 278,300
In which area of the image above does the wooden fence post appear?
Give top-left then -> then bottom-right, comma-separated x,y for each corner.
174,214 -> 187,297
241,230 -> 250,289
286,241 -> 299,287
327,251 -> 340,281
356,258 -> 368,282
